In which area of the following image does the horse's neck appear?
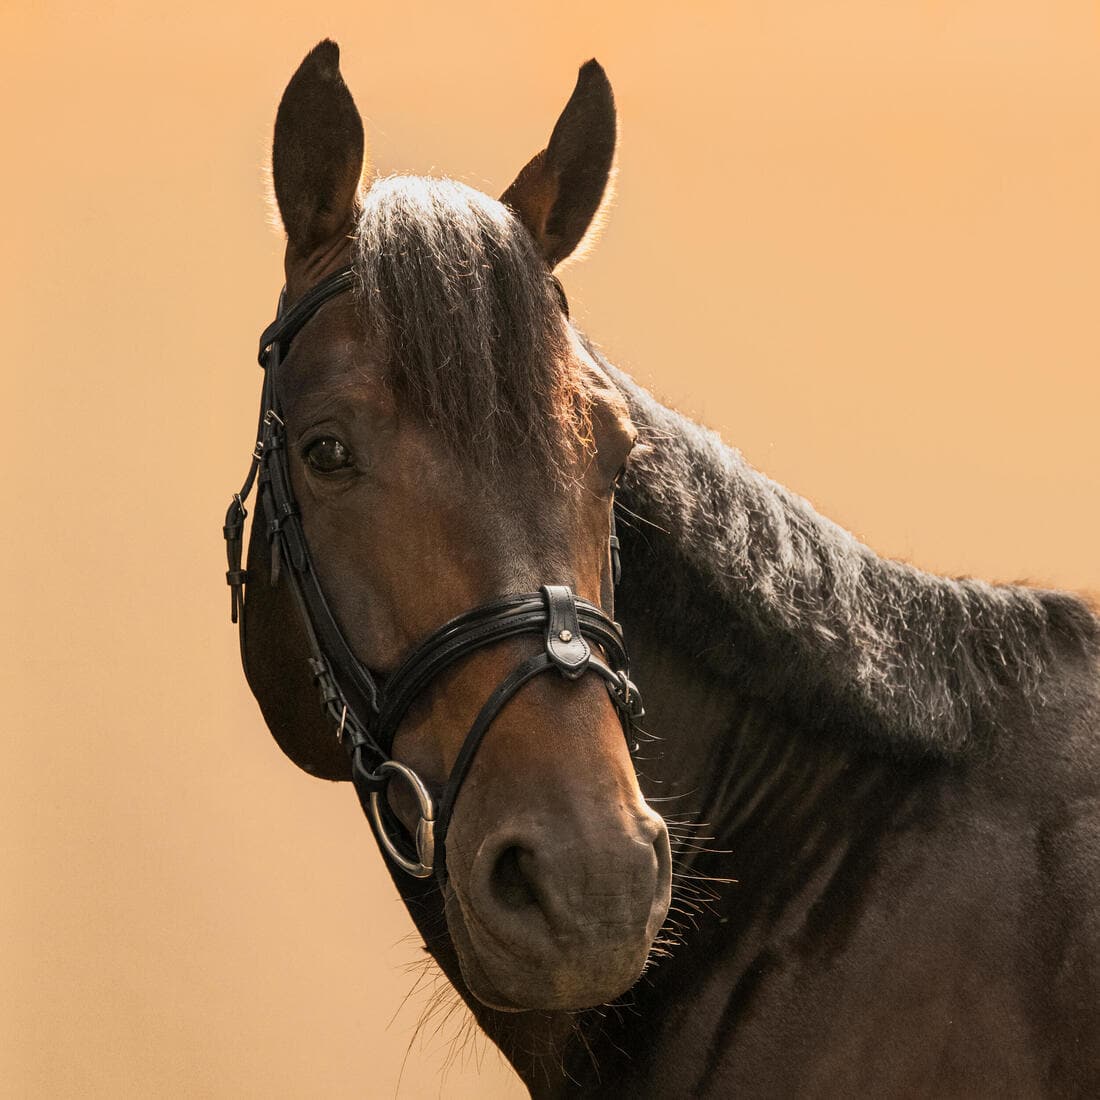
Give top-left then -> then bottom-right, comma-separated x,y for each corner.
624,615 -> 936,972
625,613 -> 868,832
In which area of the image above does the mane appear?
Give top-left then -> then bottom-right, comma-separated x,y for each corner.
599,358 -> 1100,757
353,176 -> 587,477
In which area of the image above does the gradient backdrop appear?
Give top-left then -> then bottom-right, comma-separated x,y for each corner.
4,2 -> 1099,1096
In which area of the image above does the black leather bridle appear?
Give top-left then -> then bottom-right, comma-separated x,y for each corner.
224,265 -> 643,880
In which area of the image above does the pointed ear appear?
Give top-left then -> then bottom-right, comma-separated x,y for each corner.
501,59 -> 617,269
272,40 -> 366,264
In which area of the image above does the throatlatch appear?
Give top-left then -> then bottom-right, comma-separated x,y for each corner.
224,266 -> 643,880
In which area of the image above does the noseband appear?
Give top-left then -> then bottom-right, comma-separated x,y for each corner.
223,266 -> 643,880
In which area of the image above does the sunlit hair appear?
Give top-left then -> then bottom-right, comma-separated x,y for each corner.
353,176 -> 590,480
602,357 -> 1100,757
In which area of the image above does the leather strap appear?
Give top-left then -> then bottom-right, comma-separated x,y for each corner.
435,651 -> 553,852
609,508 -> 622,587
373,593 -> 627,749
258,267 -> 359,365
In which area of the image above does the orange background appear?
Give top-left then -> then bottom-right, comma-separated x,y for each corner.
4,2 -> 1098,1097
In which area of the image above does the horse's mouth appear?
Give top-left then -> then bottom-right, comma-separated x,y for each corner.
443,874 -> 663,1013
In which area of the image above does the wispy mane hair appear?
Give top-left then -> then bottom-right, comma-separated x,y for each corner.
603,363 -> 1100,757
353,176 -> 588,477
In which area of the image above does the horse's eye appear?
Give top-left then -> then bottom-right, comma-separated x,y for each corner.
305,437 -> 353,473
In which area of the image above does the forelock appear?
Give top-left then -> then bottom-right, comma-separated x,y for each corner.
353,176 -> 590,479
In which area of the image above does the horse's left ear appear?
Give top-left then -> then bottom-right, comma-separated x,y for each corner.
501,59 -> 616,269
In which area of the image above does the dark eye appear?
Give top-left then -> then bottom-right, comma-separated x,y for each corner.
304,437 -> 353,473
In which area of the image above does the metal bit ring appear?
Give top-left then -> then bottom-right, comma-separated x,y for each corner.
367,760 -> 437,879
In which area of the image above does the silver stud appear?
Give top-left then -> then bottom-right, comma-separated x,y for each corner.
558,629 -> 573,643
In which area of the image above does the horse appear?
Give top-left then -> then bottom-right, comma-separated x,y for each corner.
226,40 -> 1100,1097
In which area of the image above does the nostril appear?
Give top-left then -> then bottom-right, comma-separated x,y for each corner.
490,845 -> 539,912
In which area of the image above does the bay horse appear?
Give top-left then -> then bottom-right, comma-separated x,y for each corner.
226,40 -> 1100,1097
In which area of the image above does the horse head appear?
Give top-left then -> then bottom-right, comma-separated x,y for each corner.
234,40 -> 671,1014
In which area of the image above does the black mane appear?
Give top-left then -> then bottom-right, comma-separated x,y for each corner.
603,360 -> 1099,756
353,176 -> 587,477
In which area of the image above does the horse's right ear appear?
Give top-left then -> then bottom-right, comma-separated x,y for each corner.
501,60 -> 617,269
272,40 -> 366,268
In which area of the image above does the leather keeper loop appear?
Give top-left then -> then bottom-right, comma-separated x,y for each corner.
542,585 -> 591,679
308,655 -> 341,708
